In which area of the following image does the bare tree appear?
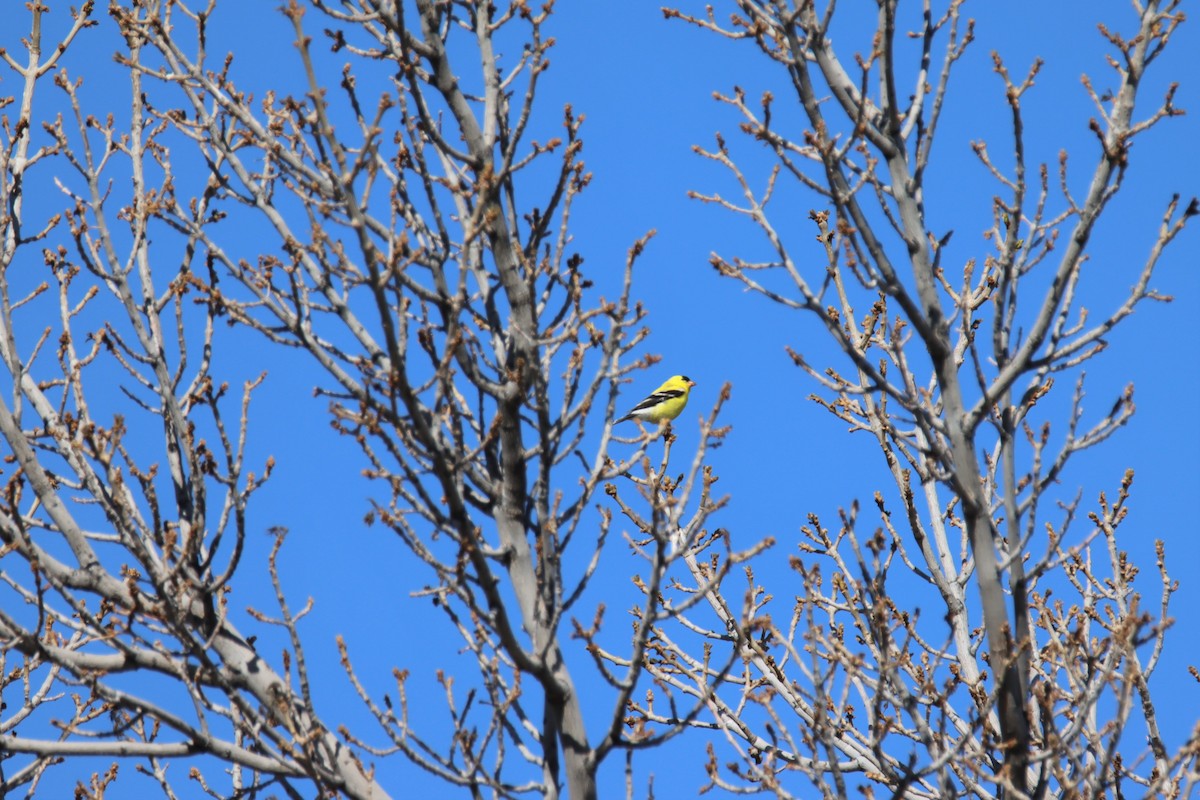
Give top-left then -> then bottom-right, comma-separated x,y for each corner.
1,1 -> 743,797
0,1 -> 1194,799
611,0 -> 1197,798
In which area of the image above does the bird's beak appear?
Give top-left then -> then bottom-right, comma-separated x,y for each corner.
687,379 -> 696,387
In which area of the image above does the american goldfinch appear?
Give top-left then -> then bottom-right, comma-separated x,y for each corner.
617,375 -> 695,424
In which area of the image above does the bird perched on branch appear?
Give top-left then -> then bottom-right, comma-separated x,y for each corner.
617,375 -> 695,425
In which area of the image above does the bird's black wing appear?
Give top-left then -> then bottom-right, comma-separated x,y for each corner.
628,388 -> 684,413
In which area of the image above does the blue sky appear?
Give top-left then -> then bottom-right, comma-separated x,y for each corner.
9,1 -> 1199,797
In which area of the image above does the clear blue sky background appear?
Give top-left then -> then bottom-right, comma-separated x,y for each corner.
11,1 -> 1198,797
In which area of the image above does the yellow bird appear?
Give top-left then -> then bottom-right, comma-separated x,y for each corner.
617,375 -> 695,424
